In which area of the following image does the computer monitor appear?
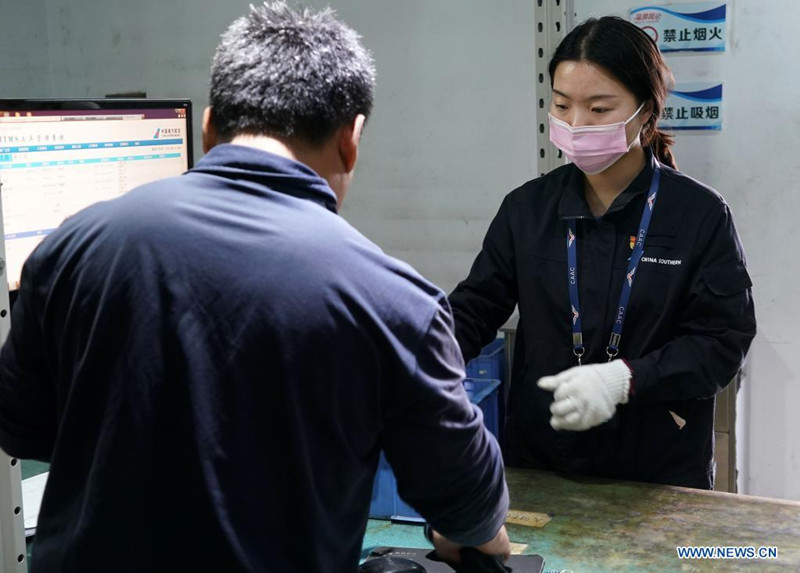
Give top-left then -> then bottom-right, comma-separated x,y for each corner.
0,98 -> 193,290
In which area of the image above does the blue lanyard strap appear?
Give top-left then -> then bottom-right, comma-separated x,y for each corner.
566,164 -> 661,364
566,224 -> 585,363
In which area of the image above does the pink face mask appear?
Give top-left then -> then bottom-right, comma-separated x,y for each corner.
548,103 -> 645,175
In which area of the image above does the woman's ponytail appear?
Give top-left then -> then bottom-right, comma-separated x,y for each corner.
646,126 -> 677,170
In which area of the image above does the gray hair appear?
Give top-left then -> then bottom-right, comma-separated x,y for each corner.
209,2 -> 376,146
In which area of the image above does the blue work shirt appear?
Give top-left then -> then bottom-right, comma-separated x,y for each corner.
0,144 -> 507,572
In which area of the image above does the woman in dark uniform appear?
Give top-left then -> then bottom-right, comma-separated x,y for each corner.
449,16 -> 756,489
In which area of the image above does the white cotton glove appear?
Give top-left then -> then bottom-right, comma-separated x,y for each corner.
536,360 -> 632,431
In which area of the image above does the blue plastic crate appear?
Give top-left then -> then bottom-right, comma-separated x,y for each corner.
464,378 -> 500,442
466,339 -> 506,453
369,378 -> 501,522
465,338 -> 505,382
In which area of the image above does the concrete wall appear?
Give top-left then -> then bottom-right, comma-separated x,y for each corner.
0,1 -> 50,96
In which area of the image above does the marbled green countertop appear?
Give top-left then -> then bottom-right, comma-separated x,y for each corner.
363,468 -> 800,572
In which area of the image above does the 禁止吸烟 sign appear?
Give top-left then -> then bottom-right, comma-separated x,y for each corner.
660,82 -> 723,131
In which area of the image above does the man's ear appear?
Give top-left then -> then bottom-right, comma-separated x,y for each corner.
202,106 -> 219,154
338,114 -> 366,173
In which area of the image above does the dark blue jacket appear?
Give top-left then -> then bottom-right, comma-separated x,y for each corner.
449,150 -> 755,489
0,145 -> 507,572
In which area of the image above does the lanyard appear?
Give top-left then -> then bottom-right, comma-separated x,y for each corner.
566,164 -> 661,365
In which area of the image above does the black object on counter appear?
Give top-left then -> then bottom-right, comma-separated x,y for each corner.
358,555 -> 427,572
361,547 -> 545,573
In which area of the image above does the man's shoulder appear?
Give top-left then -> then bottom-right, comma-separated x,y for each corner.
320,221 -> 446,305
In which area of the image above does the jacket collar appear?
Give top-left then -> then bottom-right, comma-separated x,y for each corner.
558,148 -> 658,220
189,144 -> 339,213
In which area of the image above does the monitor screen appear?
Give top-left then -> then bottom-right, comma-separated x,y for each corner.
0,98 -> 193,290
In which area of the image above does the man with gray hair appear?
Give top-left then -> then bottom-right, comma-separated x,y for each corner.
0,2 -> 509,571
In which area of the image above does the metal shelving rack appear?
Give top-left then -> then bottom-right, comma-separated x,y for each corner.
534,0 -> 573,177
0,178 -> 28,571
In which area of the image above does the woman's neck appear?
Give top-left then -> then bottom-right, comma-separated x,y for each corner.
583,145 -> 647,217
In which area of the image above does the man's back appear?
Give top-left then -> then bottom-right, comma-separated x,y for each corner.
1,145 -> 505,572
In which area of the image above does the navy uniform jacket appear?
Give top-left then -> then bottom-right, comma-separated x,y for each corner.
0,145 -> 507,572
449,149 -> 755,489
